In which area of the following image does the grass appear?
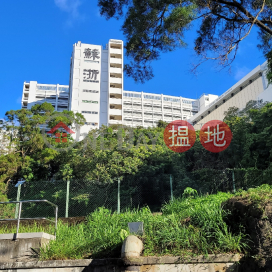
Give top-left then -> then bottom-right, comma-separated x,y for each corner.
0,188 -> 256,260
0,222 -> 55,235
235,184 -> 272,208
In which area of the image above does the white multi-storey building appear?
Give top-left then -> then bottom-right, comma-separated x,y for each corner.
188,61 -> 272,130
21,81 -> 69,111
22,39 -> 272,136
68,39 -> 202,137
69,39 -> 124,137
122,91 -> 199,127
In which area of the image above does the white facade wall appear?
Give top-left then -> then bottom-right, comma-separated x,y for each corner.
189,62 -> 269,130
69,41 -> 102,138
122,91 -> 199,128
21,81 -> 69,112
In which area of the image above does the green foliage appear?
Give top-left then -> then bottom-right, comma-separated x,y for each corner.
98,0 -> 272,82
265,50 -> 272,84
235,184 -> 272,208
35,189 -> 248,260
182,187 -> 198,198
1,102 -> 272,217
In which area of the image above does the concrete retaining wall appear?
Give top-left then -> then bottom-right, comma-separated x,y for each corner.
0,233 -> 55,263
0,255 -> 241,272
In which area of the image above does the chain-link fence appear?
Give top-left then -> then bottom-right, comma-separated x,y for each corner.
2,168 -> 272,219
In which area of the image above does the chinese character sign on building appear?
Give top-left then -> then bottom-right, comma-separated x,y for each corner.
83,69 -> 99,83
164,120 -> 196,153
83,48 -> 100,61
200,120 -> 232,153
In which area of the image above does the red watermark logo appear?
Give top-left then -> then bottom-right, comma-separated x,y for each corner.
199,120 -> 232,153
164,120 -> 196,153
47,121 -> 75,143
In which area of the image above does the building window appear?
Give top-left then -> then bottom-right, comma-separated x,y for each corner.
83,89 -> 99,93
82,100 -> 98,104
82,111 -> 98,114
123,92 -> 141,98
182,99 -> 193,104
144,95 -> 161,100
59,87 -> 69,92
37,85 -> 57,91
164,97 -> 180,103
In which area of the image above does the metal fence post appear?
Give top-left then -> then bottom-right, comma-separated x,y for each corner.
15,184 -> 22,219
232,170 -> 236,193
117,178 -> 120,214
170,174 -> 173,201
65,180 -> 70,218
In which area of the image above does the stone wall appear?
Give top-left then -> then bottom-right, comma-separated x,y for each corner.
0,255 -> 241,272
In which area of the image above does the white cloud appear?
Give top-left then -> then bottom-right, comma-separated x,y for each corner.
234,66 -> 251,81
54,0 -> 84,25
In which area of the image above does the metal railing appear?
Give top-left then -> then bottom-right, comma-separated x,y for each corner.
0,200 -> 58,240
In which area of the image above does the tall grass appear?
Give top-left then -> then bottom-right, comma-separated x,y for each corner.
0,190 -> 250,260
38,191 -> 248,260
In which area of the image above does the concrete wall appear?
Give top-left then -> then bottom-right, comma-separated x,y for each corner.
0,255 -> 241,272
0,233 -> 55,263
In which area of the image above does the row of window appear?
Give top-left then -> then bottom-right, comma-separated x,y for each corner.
83,89 -> 99,93
59,87 -> 69,92
82,111 -> 98,114
182,99 -> 195,104
37,86 -> 57,91
82,100 -> 98,104
164,97 -> 180,103
123,108 -> 196,113
143,95 -> 161,100
123,92 -> 142,98
35,96 -> 69,101
124,102 -> 197,109
124,95 -> 196,104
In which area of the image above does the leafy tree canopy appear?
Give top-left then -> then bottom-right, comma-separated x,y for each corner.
98,0 -> 272,82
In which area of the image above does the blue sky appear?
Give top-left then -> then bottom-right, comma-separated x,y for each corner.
0,0 -> 266,118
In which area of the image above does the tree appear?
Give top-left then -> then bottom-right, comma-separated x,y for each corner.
0,103 -> 85,184
98,0 -> 272,82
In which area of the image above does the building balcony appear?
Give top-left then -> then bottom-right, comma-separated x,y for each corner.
109,87 -> 122,94
110,63 -> 122,69
110,83 -> 122,89
110,104 -> 122,110
123,104 -> 132,109
110,77 -> 122,84
110,48 -> 122,55
153,107 -> 162,113
109,108 -> 122,115
110,67 -> 122,74
110,93 -> 122,99
109,98 -> 122,105
110,58 -> 122,64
